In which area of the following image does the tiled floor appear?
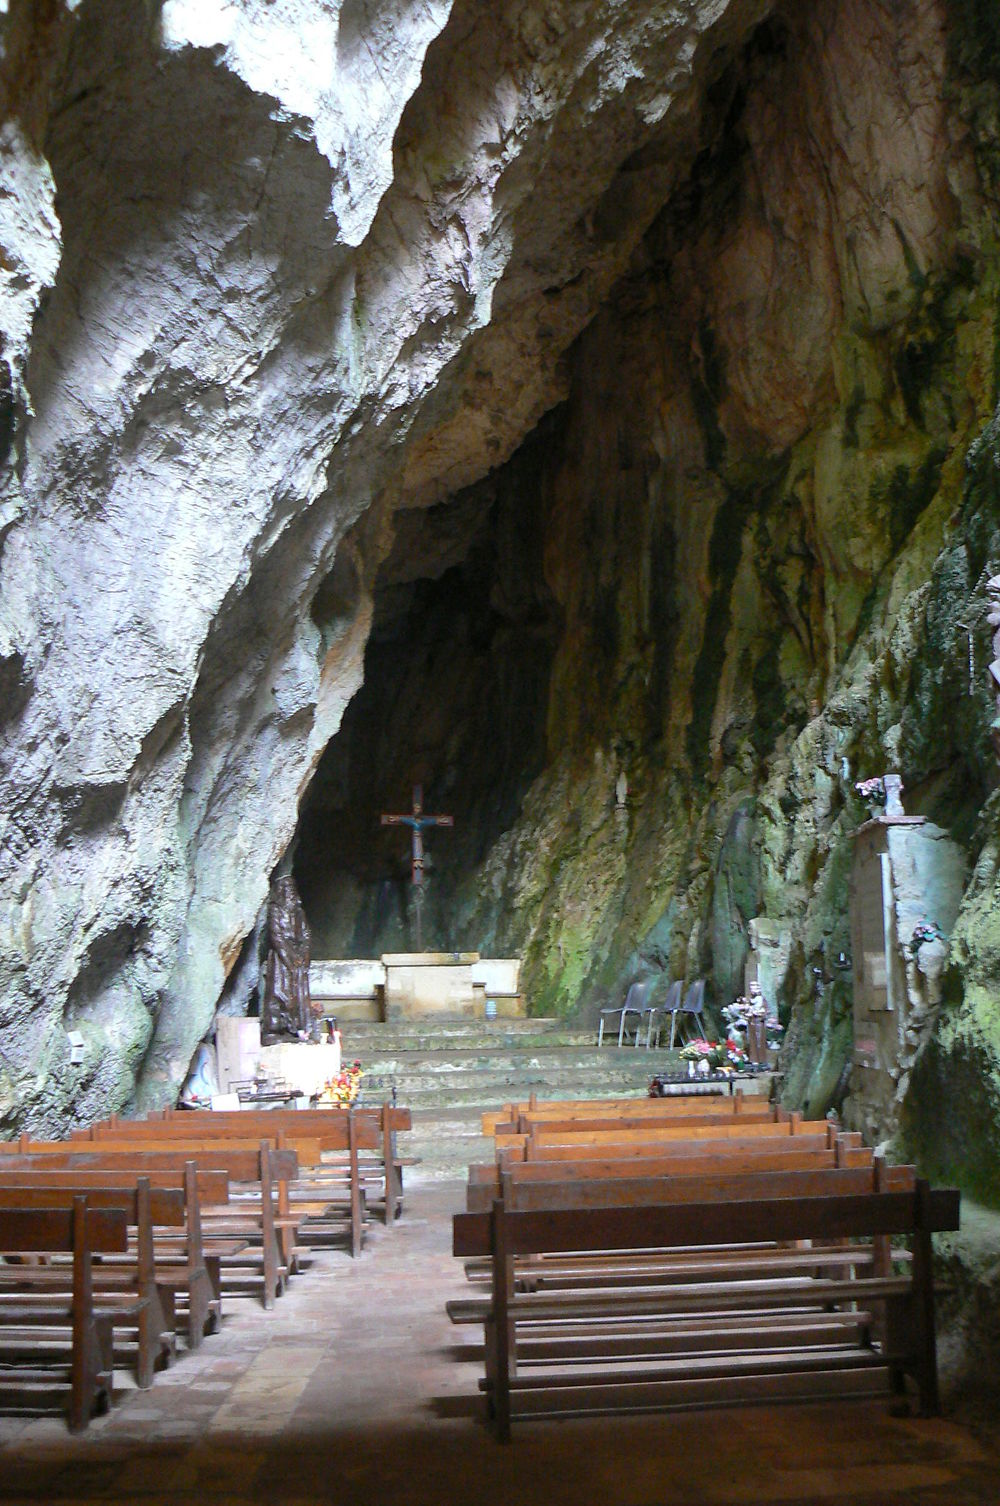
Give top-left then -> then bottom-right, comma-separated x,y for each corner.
0,1181 -> 997,1505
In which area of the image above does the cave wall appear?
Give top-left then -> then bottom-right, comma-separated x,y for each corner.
4,0 -> 1000,1201
294,423 -> 562,957
0,0 -> 777,1128
299,0 -> 1000,1195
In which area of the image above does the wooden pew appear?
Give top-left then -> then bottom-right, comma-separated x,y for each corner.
153,1105 -> 415,1225
495,1125 -> 834,1173
473,1160 -> 913,1290
0,1179 -> 185,1387
112,1108 -> 405,1240
0,1199 -> 131,1431
466,1136 -> 869,1212
481,1091 -> 761,1134
498,1116 -> 828,1159
2,1144 -> 296,1309
80,1119 -> 368,1257
451,1182 -> 961,1439
494,1107 -> 778,1142
0,1161 -> 226,1346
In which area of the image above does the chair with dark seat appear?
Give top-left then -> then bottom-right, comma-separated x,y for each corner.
654,979 -> 685,1049
597,979 -> 655,1048
677,978 -> 706,1044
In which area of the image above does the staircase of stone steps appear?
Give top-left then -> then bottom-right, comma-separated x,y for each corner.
342,1016 -> 688,1182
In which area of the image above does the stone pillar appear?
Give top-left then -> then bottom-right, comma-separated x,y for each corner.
846,815 -> 965,1142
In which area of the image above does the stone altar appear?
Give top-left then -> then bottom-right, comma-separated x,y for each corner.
382,953 -> 479,1019
310,953 -> 524,1020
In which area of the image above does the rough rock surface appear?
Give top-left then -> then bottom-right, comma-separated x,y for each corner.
4,0 -> 1000,1227
0,0 -> 778,1124
299,0 -> 1000,1204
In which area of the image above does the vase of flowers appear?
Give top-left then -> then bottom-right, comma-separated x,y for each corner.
855,776 -> 886,818
679,1038 -> 723,1073
318,1059 -> 363,1107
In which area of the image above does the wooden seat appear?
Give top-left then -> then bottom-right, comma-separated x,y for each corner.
4,1143 -> 295,1310
0,1198 -> 133,1431
451,1182 -> 960,1440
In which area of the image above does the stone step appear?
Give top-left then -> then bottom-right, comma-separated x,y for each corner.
352,1047 -> 677,1073
341,1015 -> 583,1033
340,1020 -> 597,1051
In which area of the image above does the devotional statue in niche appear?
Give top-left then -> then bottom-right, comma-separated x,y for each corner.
260,874 -> 314,1043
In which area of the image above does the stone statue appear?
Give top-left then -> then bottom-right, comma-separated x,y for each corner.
260,875 -> 313,1043
746,981 -> 768,1066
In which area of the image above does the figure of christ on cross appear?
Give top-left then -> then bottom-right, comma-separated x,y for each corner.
380,784 -> 454,951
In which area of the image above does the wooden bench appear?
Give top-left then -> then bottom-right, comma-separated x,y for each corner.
0,1160 -> 227,1347
497,1115 -> 827,1159
0,1198 -> 133,1431
3,1143 -> 295,1309
0,1178 -> 188,1387
494,1108 -> 779,1145
481,1091 -> 763,1134
125,1106 -> 411,1239
470,1125 -> 868,1203
496,1119 -> 830,1169
451,1182 -> 960,1439
152,1105 -> 415,1226
78,1119 -> 370,1257
463,1158 -> 913,1289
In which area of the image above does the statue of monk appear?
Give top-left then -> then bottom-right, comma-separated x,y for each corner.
260,875 -> 313,1043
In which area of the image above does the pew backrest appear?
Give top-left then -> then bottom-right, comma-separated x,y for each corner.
0,1200 -> 128,1254
0,1166 -> 229,1203
510,1128 -> 834,1165
0,1145 -> 298,1184
494,1163 -> 916,1212
454,1184 -> 961,1259
0,1181 -> 185,1224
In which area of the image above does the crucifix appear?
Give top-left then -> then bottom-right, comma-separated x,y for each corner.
380,784 -> 454,951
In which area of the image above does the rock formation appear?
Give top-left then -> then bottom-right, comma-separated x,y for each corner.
2,0 -> 1000,1214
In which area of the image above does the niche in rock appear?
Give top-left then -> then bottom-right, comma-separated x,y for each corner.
294,425 -> 563,959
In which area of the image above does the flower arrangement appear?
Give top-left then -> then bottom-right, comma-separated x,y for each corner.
679,1037 -> 719,1064
319,1059 -> 363,1107
721,1037 -> 750,1071
904,919 -> 947,959
855,777 -> 885,802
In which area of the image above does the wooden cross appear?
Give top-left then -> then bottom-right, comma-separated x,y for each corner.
380,785 -> 454,950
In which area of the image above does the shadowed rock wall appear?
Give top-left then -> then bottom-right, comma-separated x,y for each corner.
299,0 -> 1000,1198
0,0 -> 777,1126
4,0 -> 1000,1208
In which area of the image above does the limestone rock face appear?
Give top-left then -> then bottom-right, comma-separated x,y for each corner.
5,0 -> 1000,1196
299,0 -> 1000,1188
0,0 -> 779,1125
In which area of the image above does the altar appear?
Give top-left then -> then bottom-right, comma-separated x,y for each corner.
310,952 -> 523,1021
204,951 -> 523,1102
